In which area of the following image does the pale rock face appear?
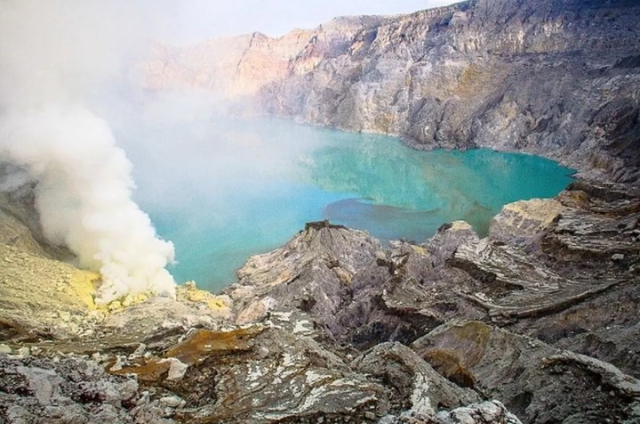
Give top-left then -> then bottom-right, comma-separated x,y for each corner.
144,0 -> 640,183
435,400 -> 522,424
142,16 -> 379,99
489,198 -> 565,246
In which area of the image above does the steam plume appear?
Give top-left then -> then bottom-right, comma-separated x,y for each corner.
0,0 -> 176,303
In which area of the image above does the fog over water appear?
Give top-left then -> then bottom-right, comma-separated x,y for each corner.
0,0 -> 573,297
117,109 -> 574,292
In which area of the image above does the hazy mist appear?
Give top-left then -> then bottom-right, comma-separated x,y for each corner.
0,0 -> 457,299
0,0 -> 177,304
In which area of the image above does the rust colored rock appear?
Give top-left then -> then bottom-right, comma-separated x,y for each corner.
165,326 -> 264,365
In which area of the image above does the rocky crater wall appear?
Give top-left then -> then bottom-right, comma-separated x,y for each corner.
145,0 -> 640,183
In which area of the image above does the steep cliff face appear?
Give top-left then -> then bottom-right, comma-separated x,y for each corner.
263,0 -> 640,182
143,16 -> 386,99
146,0 -> 640,182
2,1 -> 639,422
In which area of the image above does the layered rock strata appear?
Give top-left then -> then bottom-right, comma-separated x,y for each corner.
1,177 -> 638,423
1,0 -> 640,422
221,179 -> 640,423
144,0 -> 640,183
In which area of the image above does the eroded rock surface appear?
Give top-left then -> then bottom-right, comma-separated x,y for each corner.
2,0 -> 640,422
221,178 -> 639,423
0,355 -> 171,423
146,0 -> 640,183
1,177 -> 638,423
412,321 -> 640,423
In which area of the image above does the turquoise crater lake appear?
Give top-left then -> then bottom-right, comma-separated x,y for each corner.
122,118 -> 574,293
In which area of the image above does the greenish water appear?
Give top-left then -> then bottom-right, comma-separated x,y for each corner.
123,118 -> 574,293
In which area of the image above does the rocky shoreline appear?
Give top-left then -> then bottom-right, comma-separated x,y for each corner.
2,0 -> 640,422
145,0 -> 640,184
0,175 -> 638,423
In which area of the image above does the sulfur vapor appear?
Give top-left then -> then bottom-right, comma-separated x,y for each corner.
0,0 -> 176,303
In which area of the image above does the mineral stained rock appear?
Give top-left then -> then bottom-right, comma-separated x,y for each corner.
145,0 -> 640,183
411,321 -> 640,423
222,179 -> 640,423
2,0 -> 640,422
1,187 -> 638,424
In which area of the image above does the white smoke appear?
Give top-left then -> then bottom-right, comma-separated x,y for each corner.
0,0 -> 176,304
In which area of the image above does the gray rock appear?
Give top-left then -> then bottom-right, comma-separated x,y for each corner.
146,1 -> 640,183
173,327 -> 389,423
411,321 -> 640,423
263,0 -> 640,184
225,222 -> 383,336
352,342 -> 479,415
435,400 -> 522,424
0,356 -> 167,423
612,253 -> 625,262
160,396 -> 185,408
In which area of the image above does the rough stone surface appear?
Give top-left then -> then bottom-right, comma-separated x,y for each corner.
0,183 -> 103,342
2,174 -> 637,424
225,222 -> 383,336
488,199 -> 565,247
411,321 -> 640,423
2,1 -> 640,423
434,401 -> 522,424
221,178 -> 639,423
0,355 -> 172,423
145,0 -> 640,183
351,342 -> 480,415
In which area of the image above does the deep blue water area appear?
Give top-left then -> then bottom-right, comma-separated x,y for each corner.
121,117 -> 574,292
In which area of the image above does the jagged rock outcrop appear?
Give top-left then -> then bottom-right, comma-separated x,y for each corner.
0,187 -> 524,423
411,321 -> 640,423
1,177 -> 638,422
2,0 -> 640,422
225,220 -> 382,332
222,178 -> 640,423
145,0 -> 640,183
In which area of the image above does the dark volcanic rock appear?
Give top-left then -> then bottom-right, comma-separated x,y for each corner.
3,0 -> 640,422
411,321 -> 640,424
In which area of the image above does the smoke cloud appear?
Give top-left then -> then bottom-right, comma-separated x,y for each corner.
0,0 -> 176,304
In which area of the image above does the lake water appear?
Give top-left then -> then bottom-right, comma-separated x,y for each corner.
122,117 -> 574,293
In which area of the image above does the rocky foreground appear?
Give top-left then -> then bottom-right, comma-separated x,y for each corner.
0,175 -> 638,423
2,0 -> 640,422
